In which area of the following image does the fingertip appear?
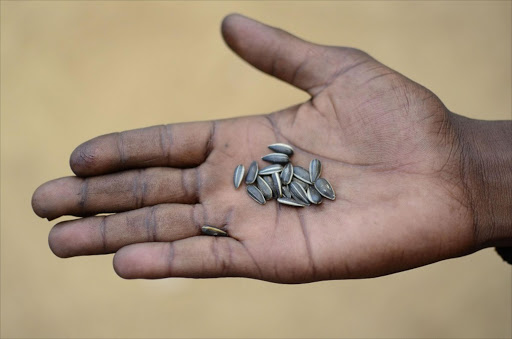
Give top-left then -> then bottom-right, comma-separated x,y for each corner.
221,12 -> 247,30
112,248 -> 130,279
32,181 -> 61,219
31,177 -> 82,220
221,13 -> 260,51
69,140 -> 98,177
32,183 -> 48,218
113,243 -> 172,279
48,222 -> 72,258
112,245 -> 144,279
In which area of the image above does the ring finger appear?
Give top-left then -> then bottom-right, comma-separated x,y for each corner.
48,203 -> 206,258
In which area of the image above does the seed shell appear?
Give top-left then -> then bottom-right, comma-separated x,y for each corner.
262,175 -> 274,195
280,163 -> 293,185
271,172 -> 283,198
262,153 -> 289,164
282,185 -> 292,199
256,176 -> 273,200
259,164 -> 283,175
247,185 -> 266,205
309,159 -> 322,182
201,225 -> 228,237
314,178 -> 336,200
233,164 -> 245,189
291,178 -> 308,190
268,143 -> 294,156
289,181 -> 310,205
307,186 -> 323,205
245,161 -> 258,184
277,197 -> 306,207
293,166 -> 312,184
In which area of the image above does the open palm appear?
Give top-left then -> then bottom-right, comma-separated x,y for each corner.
32,14 -> 476,283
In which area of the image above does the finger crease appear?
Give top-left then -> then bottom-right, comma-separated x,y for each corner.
99,216 -> 107,252
204,121 -> 217,162
145,206 -> 158,242
193,203 -> 205,232
181,169 -> 191,202
117,131 -> 127,165
194,167 -> 202,202
133,170 -> 144,209
241,241 -> 264,280
79,178 -> 89,211
167,242 -> 175,276
164,124 -> 173,166
290,55 -> 309,89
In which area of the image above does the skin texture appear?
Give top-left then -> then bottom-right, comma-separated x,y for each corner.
31,14 -> 505,283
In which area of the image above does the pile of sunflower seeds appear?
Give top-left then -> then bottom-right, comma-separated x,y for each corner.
233,143 -> 335,207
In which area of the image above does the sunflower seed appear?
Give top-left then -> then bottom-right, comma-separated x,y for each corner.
233,164 -> 244,189
282,185 -> 292,199
293,166 -> 312,184
290,181 -> 310,205
262,175 -> 274,194
247,185 -> 266,204
262,153 -> 289,164
245,161 -> 258,184
277,197 -> 306,207
201,225 -> 228,237
307,185 -> 323,205
256,176 -> 273,200
268,143 -> 294,156
259,164 -> 283,175
280,163 -> 293,185
309,159 -> 322,182
291,178 -> 308,190
271,172 -> 282,198
314,178 -> 336,200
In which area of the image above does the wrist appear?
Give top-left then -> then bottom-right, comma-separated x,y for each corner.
450,113 -> 512,249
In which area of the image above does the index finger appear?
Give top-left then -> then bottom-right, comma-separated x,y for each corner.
70,121 -> 216,177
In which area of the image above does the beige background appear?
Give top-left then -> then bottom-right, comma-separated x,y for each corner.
1,1 -> 511,338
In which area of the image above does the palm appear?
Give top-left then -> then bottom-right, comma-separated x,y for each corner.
32,15 -> 474,282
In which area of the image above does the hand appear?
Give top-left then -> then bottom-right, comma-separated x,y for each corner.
32,14 -> 488,282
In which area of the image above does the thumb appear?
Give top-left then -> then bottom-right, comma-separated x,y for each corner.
221,14 -> 358,95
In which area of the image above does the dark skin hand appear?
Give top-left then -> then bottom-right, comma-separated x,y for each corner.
32,14 -> 512,282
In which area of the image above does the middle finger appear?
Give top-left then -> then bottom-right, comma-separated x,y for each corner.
32,167 -> 199,219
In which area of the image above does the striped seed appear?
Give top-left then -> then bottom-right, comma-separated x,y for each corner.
262,153 -> 289,164
282,185 -> 292,199
245,161 -> 258,184
309,159 -> 322,182
262,175 -> 274,197
233,164 -> 244,189
307,185 -> 323,205
256,176 -> 273,200
280,163 -> 293,185
268,143 -> 294,156
259,164 -> 283,175
293,166 -> 312,184
277,197 -> 306,207
247,185 -> 266,204
271,172 -> 283,198
314,178 -> 336,200
289,181 -> 310,205
291,178 -> 308,190
201,225 -> 228,237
